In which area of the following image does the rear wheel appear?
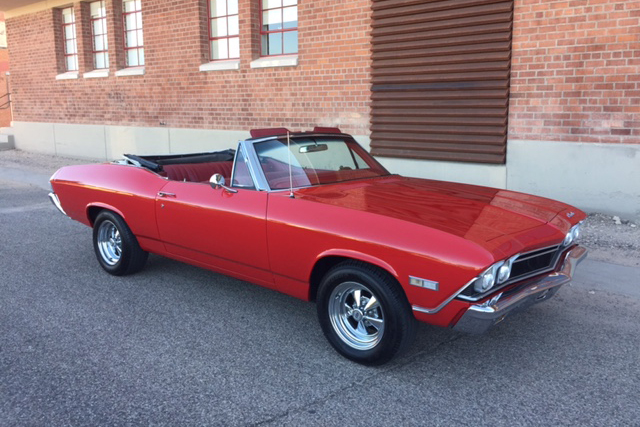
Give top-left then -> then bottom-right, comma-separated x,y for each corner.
317,261 -> 416,365
93,210 -> 148,276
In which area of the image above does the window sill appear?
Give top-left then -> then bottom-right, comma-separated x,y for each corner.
250,55 -> 298,69
83,69 -> 110,79
200,60 -> 240,72
115,67 -> 145,77
55,71 -> 79,80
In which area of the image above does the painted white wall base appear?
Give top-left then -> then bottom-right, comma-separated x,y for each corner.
507,139 -> 640,221
12,121 -> 251,160
11,122 -> 640,220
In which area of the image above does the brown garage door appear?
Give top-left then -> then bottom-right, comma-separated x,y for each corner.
370,0 -> 513,164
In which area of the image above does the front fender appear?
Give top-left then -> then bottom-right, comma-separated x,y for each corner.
314,249 -> 399,281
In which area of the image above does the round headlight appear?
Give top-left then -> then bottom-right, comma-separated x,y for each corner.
474,269 -> 496,293
572,224 -> 581,241
496,262 -> 511,284
563,231 -> 574,247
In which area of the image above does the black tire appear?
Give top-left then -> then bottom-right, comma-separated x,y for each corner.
317,261 -> 417,365
92,210 -> 148,276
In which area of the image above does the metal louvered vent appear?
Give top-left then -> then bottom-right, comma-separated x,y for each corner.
370,0 -> 514,164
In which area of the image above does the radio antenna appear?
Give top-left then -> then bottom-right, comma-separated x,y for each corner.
287,131 -> 294,198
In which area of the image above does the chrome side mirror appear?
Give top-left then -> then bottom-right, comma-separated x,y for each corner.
209,173 -> 237,193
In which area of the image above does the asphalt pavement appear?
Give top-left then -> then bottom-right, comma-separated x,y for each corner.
1,166 -> 640,426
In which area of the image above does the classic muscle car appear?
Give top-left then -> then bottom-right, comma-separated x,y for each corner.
49,127 -> 587,364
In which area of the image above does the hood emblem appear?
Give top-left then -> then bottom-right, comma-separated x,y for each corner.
566,211 -> 575,218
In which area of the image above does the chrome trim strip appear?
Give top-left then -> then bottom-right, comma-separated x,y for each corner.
452,246 -> 588,334
48,192 -> 67,216
411,276 -> 478,315
514,246 -> 558,262
241,139 -> 270,191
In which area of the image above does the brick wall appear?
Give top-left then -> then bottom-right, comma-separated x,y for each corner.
509,0 -> 640,143
6,0 -> 372,135
0,11 -> 10,128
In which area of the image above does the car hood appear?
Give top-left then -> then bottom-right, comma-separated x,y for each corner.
295,175 -> 575,245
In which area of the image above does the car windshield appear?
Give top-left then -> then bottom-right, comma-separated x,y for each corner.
254,136 -> 390,189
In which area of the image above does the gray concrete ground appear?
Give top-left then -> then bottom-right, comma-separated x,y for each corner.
1,150 -> 640,426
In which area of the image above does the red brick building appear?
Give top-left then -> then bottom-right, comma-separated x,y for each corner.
3,0 -> 640,219
0,11 -> 11,128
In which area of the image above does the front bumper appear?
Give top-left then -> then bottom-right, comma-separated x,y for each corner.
452,245 -> 588,334
48,192 -> 67,216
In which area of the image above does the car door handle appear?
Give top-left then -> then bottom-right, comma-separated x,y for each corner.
157,192 -> 176,198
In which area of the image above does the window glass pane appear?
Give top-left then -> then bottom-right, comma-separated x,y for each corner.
93,20 -> 104,36
283,0 -> 297,6
95,52 -> 106,69
125,13 -> 137,30
123,0 -> 136,13
210,0 -> 226,17
136,12 -> 142,29
261,34 -> 268,56
94,35 -> 105,51
62,8 -> 74,23
232,148 -> 255,189
90,2 -> 100,17
228,0 -> 238,15
211,39 -> 228,60
127,49 -> 137,66
263,9 -> 282,31
228,15 -> 239,36
64,25 -> 74,40
229,37 -> 239,59
139,49 -> 144,66
90,1 -> 105,18
66,40 -> 77,54
283,30 -> 297,54
210,17 -> 227,37
126,30 -> 138,47
282,6 -> 297,29
135,0 -> 141,10
137,30 -> 143,46
266,32 -> 282,55
263,0 -> 282,9
67,56 -> 77,71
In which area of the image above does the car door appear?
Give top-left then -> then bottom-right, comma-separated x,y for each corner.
154,147 -> 271,284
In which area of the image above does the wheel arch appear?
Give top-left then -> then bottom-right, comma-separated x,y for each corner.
308,250 -> 400,302
86,203 -> 126,226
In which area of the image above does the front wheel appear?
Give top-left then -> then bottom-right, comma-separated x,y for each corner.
317,261 -> 416,365
93,210 -> 148,276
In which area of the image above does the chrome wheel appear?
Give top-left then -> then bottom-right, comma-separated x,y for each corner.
97,220 -> 122,266
328,281 -> 385,351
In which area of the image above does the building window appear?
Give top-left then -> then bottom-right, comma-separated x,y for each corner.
260,0 -> 297,56
61,7 -> 78,71
122,0 -> 144,67
90,1 -> 109,69
208,0 -> 239,61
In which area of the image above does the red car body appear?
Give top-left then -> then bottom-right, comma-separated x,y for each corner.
49,129 -> 587,363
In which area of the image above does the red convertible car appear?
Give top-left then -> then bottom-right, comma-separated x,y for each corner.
49,128 -> 587,364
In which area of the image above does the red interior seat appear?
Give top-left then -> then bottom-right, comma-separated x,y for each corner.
162,161 -> 233,183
